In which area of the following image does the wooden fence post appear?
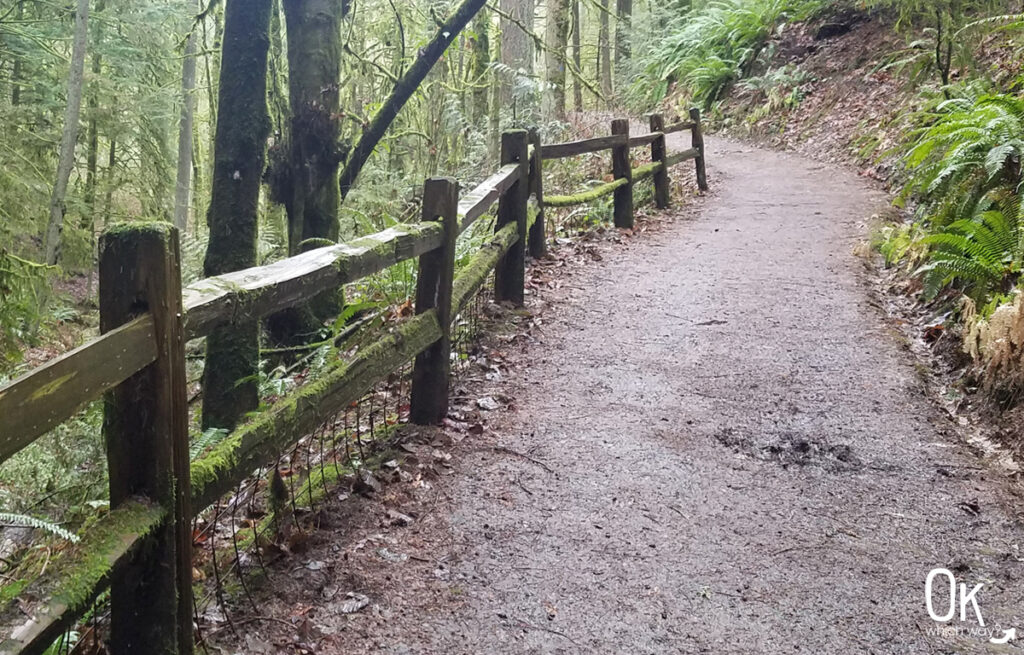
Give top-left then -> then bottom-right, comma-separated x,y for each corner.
99,222 -> 192,655
410,178 -> 459,425
649,113 -> 670,209
494,129 -> 529,306
611,118 -> 633,229
689,107 -> 709,191
527,127 -> 547,258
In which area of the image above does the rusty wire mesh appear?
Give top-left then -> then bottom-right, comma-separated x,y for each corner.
189,354 -> 414,645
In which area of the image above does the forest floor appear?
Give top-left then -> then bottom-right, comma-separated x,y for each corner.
210,135 -> 1024,654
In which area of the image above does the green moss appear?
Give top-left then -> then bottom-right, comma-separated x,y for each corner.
191,310 -> 440,511
631,162 -> 662,182
102,220 -> 175,241
0,579 -> 26,606
50,500 -> 165,610
0,500 -> 165,649
545,178 -> 628,207
451,223 -> 518,316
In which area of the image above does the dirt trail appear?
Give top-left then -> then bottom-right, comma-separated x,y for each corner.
220,139 -> 1024,654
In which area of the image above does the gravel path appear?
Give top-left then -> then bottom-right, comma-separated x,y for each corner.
218,138 -> 1024,654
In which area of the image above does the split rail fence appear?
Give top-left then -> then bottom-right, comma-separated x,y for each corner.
0,110 -> 707,655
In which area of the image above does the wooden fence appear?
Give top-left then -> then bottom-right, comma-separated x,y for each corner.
0,111 -> 707,655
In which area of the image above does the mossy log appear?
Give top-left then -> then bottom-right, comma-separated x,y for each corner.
190,309 -> 442,511
544,177 -> 628,208
182,222 -> 443,339
451,222 -> 518,317
631,161 -> 663,182
0,500 -> 165,655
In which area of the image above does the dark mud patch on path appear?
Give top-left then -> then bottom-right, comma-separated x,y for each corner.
714,427 -> 863,473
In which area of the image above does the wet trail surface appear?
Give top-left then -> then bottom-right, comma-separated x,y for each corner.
221,138 -> 1024,654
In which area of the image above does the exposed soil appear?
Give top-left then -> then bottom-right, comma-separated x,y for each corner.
210,136 -> 1024,654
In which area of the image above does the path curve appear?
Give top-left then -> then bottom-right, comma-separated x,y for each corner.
224,138 -> 1024,654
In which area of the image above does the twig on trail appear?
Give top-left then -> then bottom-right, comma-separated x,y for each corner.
492,446 -> 556,474
515,474 -> 535,495
513,619 -> 579,646
665,504 -> 687,519
206,615 -> 298,637
772,543 -> 832,557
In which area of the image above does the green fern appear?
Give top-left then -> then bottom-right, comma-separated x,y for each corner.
627,0 -> 825,110
903,91 -> 1024,228
0,512 -> 80,543
916,207 -> 1021,300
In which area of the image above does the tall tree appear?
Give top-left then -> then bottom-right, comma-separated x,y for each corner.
469,10 -> 491,123
598,0 -> 612,101
42,0 -> 90,266
614,0 -> 631,75
201,0 -> 273,430
499,0 -> 533,110
280,0 -> 346,253
173,0 -> 199,234
571,0 -> 582,112
543,0 -> 570,118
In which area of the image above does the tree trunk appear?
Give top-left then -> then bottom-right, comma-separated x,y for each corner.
173,0 -> 199,234
10,1 -> 22,106
499,0 -> 532,109
43,0 -> 89,266
264,0 -> 347,347
201,0 -> 273,431
543,0 -> 570,118
614,0 -> 631,77
571,0 -> 582,112
598,0 -> 612,101
281,0 -> 344,253
83,0 -> 104,300
470,10 -> 491,123
102,139 -> 116,226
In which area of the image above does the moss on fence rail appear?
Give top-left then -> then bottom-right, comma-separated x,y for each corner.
0,500 -> 166,655
632,162 -> 663,182
451,222 -> 519,316
545,178 -> 628,208
190,309 -> 442,511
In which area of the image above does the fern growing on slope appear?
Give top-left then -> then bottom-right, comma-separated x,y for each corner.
628,0 -> 825,110
916,206 -> 1021,300
894,91 -> 1024,302
903,91 -> 1024,229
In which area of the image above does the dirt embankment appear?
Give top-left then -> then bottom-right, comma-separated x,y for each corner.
710,4 -> 911,181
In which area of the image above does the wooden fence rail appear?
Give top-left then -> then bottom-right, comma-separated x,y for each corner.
0,111 -> 708,655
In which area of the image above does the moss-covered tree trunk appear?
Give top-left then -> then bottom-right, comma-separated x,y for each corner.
614,0 -> 631,76
470,11 -> 491,124
201,0 -> 273,430
281,0 -> 344,253
264,0 -> 347,346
